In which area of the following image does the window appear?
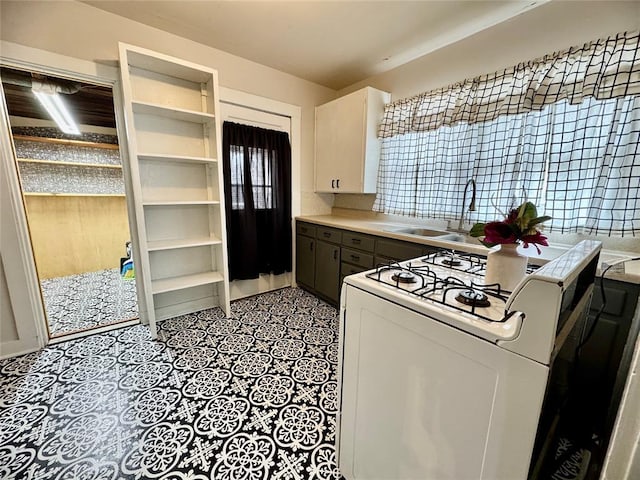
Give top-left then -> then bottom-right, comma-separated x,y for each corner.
374,30 -> 640,236
222,121 -> 292,280
229,145 -> 274,210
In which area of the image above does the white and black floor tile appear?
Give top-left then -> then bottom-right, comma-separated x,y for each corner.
0,287 -> 342,479
40,268 -> 138,337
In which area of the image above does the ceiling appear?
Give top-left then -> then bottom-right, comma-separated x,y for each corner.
1,1 -> 548,130
84,0 -> 548,90
1,67 -> 116,128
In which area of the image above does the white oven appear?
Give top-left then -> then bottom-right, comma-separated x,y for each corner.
336,240 -> 602,480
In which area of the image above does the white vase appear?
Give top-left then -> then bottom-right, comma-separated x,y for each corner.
485,243 -> 528,292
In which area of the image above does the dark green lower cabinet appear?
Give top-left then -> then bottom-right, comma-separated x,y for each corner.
314,240 -> 340,304
295,221 -> 439,307
295,234 -> 315,288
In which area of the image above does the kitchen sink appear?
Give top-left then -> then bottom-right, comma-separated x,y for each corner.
384,226 -> 449,236
384,226 -> 466,243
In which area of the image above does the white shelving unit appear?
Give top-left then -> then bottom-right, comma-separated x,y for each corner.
119,43 -> 231,336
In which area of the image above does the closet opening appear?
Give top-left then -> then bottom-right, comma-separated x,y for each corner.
1,66 -> 138,339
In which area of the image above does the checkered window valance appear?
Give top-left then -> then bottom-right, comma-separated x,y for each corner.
379,31 -> 640,138
374,31 -> 640,236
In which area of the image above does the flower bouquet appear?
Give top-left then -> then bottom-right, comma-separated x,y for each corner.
470,201 -> 551,290
469,201 -> 551,254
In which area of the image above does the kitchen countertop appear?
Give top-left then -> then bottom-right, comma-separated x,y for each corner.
296,214 -> 640,285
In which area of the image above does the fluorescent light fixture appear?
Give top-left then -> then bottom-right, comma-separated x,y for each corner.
32,91 -> 80,135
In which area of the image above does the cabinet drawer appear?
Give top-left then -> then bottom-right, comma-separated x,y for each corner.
342,232 -> 375,252
374,255 -> 397,267
296,222 -> 316,237
341,247 -> 374,269
317,226 -> 342,244
341,262 -> 367,277
375,238 -> 424,261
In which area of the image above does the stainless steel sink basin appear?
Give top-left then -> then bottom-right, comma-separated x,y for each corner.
384,226 -> 466,243
384,226 -> 449,236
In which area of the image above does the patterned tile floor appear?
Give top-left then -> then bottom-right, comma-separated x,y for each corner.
0,288 -> 342,480
41,269 -> 138,337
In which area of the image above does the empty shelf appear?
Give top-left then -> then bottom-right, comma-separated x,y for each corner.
132,101 -> 215,124
152,271 -> 224,294
138,153 -> 217,164
142,200 -> 220,206
147,237 -> 222,251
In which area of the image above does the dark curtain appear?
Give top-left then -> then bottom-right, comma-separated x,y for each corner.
222,121 -> 292,281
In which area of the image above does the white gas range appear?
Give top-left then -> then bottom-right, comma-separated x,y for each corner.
337,240 -> 602,480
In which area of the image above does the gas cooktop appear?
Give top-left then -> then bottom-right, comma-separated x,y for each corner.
364,249 -> 531,324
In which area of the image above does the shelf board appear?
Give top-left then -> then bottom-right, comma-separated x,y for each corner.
23,192 -> 125,197
132,100 -> 215,124
152,271 -> 224,294
138,153 -> 217,164
12,135 -> 120,150
17,158 -> 122,169
126,49 -> 214,84
147,236 -> 222,252
142,200 -> 220,206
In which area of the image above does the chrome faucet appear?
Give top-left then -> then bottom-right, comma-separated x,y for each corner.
456,178 -> 476,232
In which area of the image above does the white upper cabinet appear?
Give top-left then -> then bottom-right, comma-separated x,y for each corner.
118,43 -> 231,337
314,87 -> 390,193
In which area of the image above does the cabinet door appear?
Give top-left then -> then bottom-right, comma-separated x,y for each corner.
315,90 -> 366,193
314,240 -> 340,303
296,234 -> 315,288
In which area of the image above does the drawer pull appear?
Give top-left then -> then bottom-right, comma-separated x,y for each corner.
351,255 -> 360,261
323,232 -> 331,238
351,238 -> 361,245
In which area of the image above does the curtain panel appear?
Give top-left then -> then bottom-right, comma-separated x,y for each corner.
374,96 -> 640,236
373,31 -> 640,236
379,31 -> 640,137
222,122 -> 292,281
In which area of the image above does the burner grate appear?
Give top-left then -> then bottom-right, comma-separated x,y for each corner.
365,250 -> 515,323
422,250 -> 487,274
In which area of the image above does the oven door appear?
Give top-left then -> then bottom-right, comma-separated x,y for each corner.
337,284 -> 549,480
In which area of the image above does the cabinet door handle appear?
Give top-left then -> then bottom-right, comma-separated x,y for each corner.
331,179 -> 335,188
310,242 -> 313,251
336,179 -> 340,188
334,249 -> 338,260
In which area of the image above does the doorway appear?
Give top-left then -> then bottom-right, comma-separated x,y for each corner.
220,101 -> 293,300
1,66 -> 138,339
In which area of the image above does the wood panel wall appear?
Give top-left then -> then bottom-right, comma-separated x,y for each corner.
24,195 -> 131,279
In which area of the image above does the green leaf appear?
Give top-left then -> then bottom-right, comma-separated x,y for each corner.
529,215 -> 552,227
469,223 -> 486,237
518,202 -> 538,222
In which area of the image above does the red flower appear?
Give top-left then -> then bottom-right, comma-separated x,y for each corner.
470,202 -> 551,252
505,208 -> 519,224
521,232 -> 549,254
483,221 -> 517,244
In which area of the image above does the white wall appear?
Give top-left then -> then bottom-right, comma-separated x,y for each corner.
0,257 -> 19,343
0,0 -> 336,215
339,0 -> 640,100
334,0 -> 640,213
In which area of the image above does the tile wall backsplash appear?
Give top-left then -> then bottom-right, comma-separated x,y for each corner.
12,127 -> 124,194
17,162 -> 125,195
